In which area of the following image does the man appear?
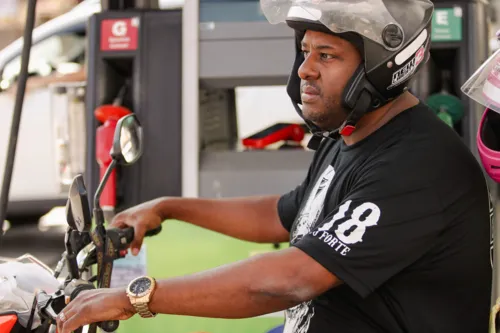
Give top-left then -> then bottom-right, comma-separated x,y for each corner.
57,0 -> 493,332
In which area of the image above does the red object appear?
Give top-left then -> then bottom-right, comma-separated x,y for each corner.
0,315 -> 17,333
119,250 -> 129,257
95,105 -> 132,210
339,125 -> 356,136
101,18 -> 139,51
415,46 -> 425,66
242,123 -> 305,149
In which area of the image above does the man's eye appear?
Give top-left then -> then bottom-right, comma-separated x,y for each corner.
302,50 -> 310,57
320,53 -> 335,60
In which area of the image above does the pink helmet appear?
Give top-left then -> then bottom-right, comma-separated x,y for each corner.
462,40 -> 500,182
477,108 -> 500,182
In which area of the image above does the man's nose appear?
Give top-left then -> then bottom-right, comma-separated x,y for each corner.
298,55 -> 319,81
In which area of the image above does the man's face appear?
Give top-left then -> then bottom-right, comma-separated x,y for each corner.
299,30 -> 362,131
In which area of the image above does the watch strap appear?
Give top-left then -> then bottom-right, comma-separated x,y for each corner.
133,302 -> 156,318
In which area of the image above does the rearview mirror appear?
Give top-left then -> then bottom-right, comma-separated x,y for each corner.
65,174 -> 92,233
110,114 -> 143,165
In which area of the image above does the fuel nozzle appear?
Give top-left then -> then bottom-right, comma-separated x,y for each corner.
94,81 -> 133,212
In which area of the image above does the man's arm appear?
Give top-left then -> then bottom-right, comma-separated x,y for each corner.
112,156 -> 313,249
57,246 -> 341,333
147,247 -> 340,318
154,196 -> 290,244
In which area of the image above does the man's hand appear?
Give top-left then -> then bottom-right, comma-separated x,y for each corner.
109,198 -> 165,255
56,288 -> 136,333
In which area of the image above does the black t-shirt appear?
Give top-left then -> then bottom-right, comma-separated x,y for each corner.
277,102 -> 493,333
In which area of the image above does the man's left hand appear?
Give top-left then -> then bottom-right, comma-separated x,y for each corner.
56,288 -> 136,333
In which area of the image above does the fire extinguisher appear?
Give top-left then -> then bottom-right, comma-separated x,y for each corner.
94,84 -> 131,213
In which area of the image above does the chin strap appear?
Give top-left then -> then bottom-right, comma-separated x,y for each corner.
295,89 -> 374,150
292,102 -> 324,150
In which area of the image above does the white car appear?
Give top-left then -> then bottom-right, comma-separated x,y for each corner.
0,0 -> 183,222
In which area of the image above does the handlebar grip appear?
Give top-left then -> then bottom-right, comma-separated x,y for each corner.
122,227 -> 135,244
145,225 -> 162,237
99,320 -> 119,332
121,225 -> 162,244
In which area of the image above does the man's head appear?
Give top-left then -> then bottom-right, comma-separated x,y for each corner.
298,30 -> 362,131
260,0 -> 434,138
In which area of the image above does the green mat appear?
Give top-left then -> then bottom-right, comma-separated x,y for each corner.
117,220 -> 288,333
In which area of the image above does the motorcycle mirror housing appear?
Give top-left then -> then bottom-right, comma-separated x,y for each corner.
110,114 -> 143,165
93,113 -> 143,215
65,174 -> 92,233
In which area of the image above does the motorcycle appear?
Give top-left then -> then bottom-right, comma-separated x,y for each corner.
0,113 -> 161,333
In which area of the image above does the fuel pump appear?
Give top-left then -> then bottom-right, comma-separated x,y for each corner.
94,83 -> 131,214
85,0 -> 182,219
82,5 -> 183,333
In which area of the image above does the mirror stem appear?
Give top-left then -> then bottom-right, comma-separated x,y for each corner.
93,158 -> 118,226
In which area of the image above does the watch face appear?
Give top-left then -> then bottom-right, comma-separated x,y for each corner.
129,277 -> 152,296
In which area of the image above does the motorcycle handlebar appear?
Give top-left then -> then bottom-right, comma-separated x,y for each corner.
76,225 -> 163,270
118,225 -> 163,244
36,225 -> 163,332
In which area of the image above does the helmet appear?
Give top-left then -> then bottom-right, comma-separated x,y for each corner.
461,46 -> 500,182
461,48 -> 500,115
476,108 -> 500,183
260,0 -> 434,141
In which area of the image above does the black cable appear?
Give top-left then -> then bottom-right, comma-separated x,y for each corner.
0,0 -> 37,246
25,296 -> 38,333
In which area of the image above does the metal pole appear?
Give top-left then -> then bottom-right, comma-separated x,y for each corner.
182,0 -> 200,198
0,0 -> 37,243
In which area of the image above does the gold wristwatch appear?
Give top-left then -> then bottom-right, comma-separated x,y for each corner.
126,276 -> 157,318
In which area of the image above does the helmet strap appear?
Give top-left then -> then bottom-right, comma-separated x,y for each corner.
338,90 -> 373,137
337,63 -> 389,136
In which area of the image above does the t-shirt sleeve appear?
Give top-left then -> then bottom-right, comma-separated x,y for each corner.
292,164 -> 444,298
277,146 -> 321,232
277,181 -> 309,232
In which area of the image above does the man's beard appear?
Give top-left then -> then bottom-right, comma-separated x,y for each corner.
300,81 -> 349,131
302,96 -> 349,131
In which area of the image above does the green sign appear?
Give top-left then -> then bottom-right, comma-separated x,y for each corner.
431,8 -> 463,42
